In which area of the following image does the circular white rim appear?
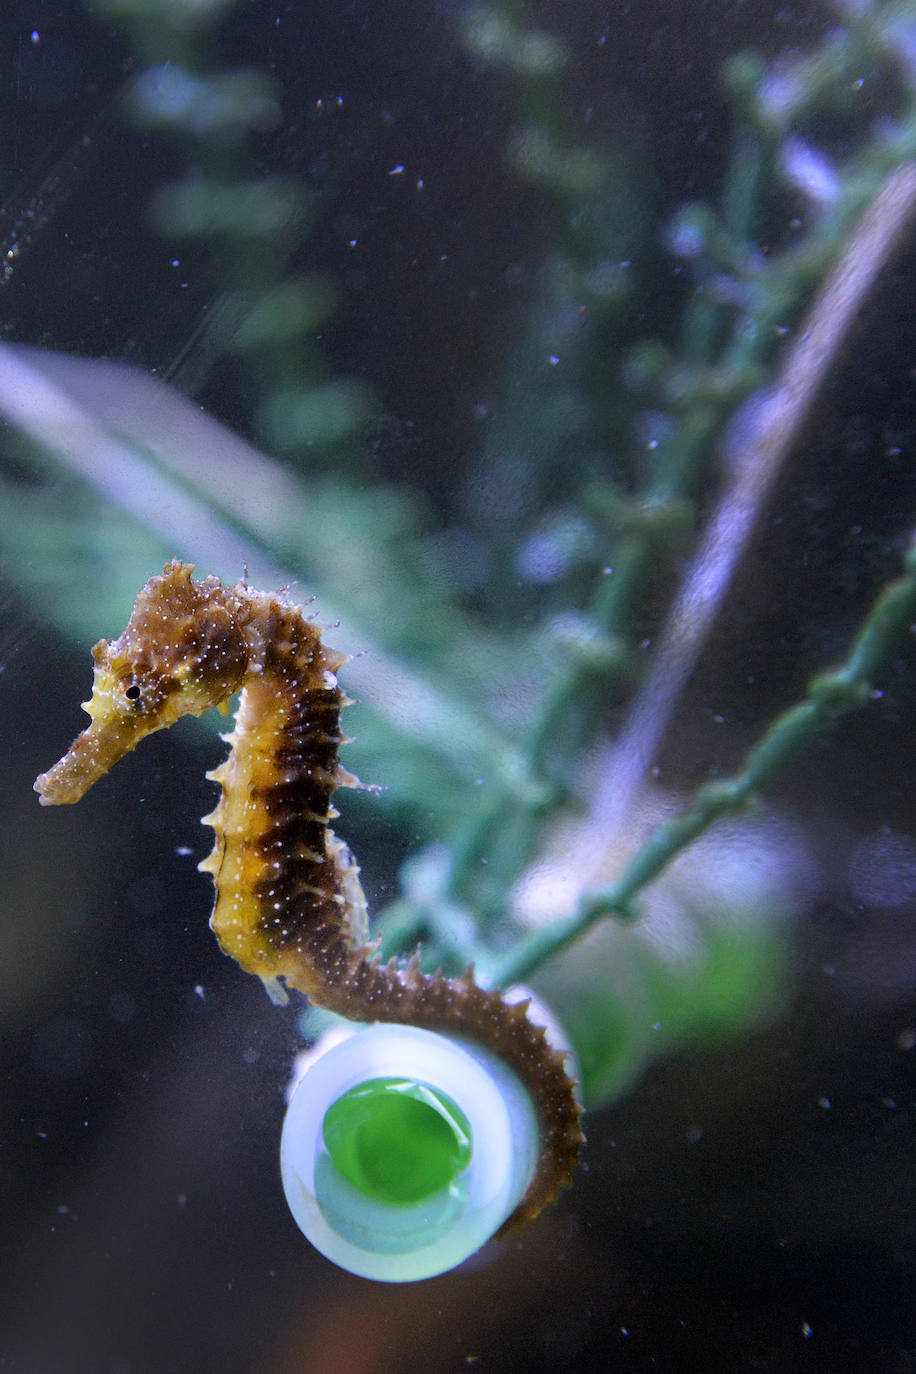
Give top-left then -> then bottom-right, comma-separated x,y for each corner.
280,1023 -> 537,1282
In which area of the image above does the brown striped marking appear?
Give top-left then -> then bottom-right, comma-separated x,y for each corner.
35,560 -> 583,1229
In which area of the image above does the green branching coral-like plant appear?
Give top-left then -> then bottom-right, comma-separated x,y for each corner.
4,0 -> 916,1152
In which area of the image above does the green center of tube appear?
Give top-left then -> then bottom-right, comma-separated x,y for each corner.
322,1077 -> 473,1206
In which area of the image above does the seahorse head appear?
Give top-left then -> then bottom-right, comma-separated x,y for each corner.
35,561 -> 249,805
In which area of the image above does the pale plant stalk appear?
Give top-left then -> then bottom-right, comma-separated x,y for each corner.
590,161 -> 916,839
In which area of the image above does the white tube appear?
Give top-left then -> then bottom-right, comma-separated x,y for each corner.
280,1023 -> 539,1282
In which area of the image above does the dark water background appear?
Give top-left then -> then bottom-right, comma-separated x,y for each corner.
1,1 -> 915,1370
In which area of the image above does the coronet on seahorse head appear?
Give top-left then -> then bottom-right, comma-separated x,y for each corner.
35,560 -> 250,805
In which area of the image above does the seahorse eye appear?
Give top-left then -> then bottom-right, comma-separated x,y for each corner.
124,683 -> 141,701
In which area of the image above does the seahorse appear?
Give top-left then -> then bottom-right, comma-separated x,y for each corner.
34,560 -> 582,1229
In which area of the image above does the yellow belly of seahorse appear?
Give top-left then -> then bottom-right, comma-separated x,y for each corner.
200,674 -> 304,1000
